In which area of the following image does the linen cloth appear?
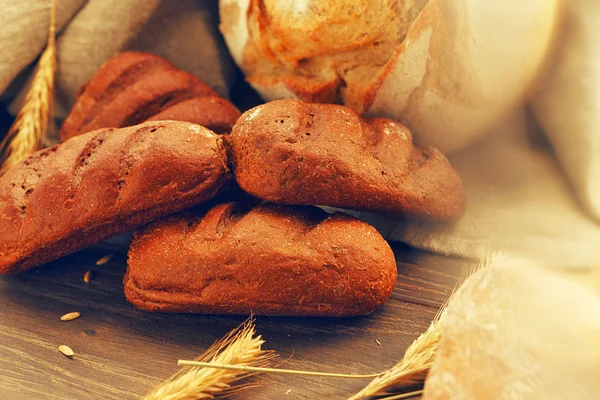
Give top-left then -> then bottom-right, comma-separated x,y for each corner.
363,107 -> 600,267
0,0 -> 234,122
365,0 -> 600,267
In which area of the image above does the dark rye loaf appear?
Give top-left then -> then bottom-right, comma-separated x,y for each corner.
60,52 -> 241,141
124,202 -> 397,316
228,99 -> 466,221
0,121 -> 229,274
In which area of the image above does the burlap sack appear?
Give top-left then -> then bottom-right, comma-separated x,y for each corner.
0,0 -> 235,123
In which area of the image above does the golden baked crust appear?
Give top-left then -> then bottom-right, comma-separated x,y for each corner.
60,52 -> 241,141
228,99 -> 465,221
124,202 -> 397,316
219,0 -> 428,109
0,121 -> 230,274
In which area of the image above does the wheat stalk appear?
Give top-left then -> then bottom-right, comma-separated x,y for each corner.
142,257 -> 493,400
380,389 -> 424,399
0,0 -> 56,175
142,319 -> 276,400
177,360 -> 382,379
349,256 -> 490,400
348,309 -> 446,400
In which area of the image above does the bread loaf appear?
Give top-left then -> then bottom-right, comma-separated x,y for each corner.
219,0 -> 559,153
60,52 -> 241,141
124,202 -> 397,316
228,100 -> 465,221
422,258 -> 600,400
0,121 -> 229,274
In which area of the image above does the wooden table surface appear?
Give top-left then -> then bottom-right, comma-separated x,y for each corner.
0,234 -> 469,400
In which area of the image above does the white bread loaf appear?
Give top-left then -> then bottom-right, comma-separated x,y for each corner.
219,0 -> 559,152
423,257 -> 600,399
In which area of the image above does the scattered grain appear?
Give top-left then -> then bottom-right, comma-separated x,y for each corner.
96,254 -> 114,266
59,345 -> 74,358
60,312 -> 80,321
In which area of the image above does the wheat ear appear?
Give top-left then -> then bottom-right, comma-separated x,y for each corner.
349,257 -> 490,400
348,309 -> 447,400
142,319 -> 276,400
0,0 -> 56,175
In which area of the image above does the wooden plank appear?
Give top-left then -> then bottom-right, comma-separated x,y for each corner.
0,237 -> 465,399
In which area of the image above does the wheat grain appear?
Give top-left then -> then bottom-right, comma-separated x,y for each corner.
96,254 -> 114,266
348,310 -> 445,400
59,345 -> 74,358
60,312 -> 80,321
0,0 -> 56,175
83,270 -> 93,283
142,319 -> 275,400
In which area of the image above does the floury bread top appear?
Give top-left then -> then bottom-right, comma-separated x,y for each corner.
219,0 -> 559,153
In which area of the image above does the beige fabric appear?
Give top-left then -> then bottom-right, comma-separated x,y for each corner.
532,0 -> 600,222
360,0 -> 600,267
1,0 -> 234,121
0,0 -> 86,98
362,108 -> 600,267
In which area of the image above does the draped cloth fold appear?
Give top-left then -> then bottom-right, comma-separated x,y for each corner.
0,0 -> 234,126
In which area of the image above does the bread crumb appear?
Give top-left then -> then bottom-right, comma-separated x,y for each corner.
60,312 -> 81,321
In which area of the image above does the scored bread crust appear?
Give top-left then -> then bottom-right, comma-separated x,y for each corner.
219,0 -> 426,109
124,202 -> 397,316
0,121 -> 230,274
60,52 -> 241,141
228,99 -> 465,221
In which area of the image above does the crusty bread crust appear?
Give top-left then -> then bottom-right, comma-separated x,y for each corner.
60,52 -> 241,141
0,121 -> 230,274
219,0 -> 427,109
228,100 -> 465,221
124,202 -> 397,316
